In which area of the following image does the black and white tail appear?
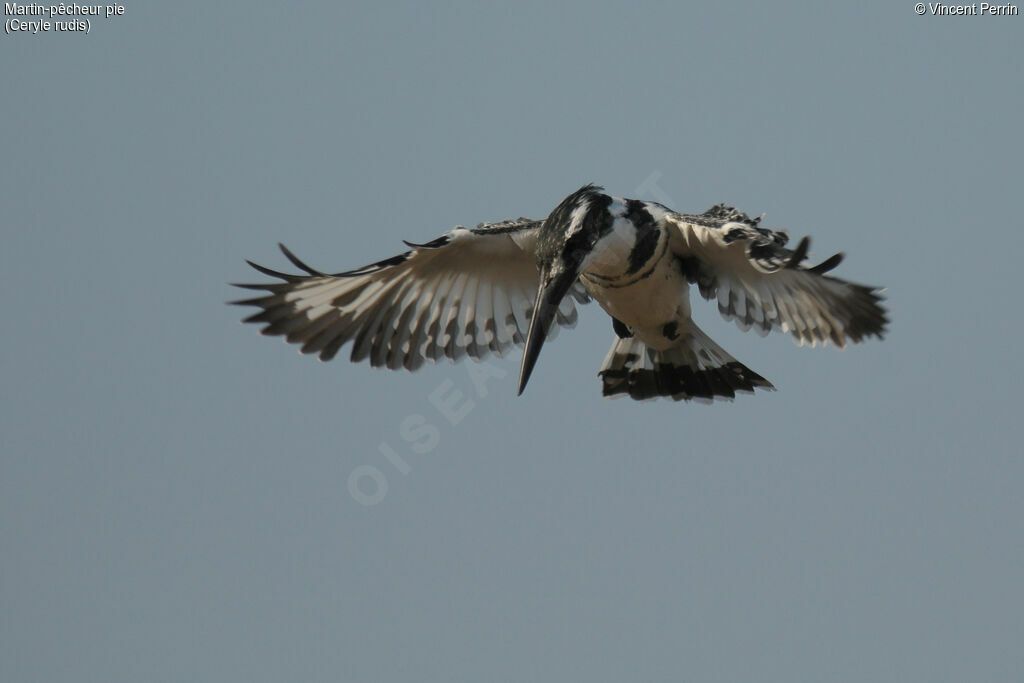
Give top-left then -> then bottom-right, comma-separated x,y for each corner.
598,324 -> 774,401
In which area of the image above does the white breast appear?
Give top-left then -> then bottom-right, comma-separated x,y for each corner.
582,246 -> 693,351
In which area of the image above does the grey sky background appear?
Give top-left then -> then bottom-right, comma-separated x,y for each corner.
2,2 -> 1022,681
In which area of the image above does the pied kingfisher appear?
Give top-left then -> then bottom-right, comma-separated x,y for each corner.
232,185 -> 887,401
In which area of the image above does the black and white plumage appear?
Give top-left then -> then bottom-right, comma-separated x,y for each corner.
232,185 -> 887,401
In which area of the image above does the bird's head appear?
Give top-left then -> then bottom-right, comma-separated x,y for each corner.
517,185 -> 612,395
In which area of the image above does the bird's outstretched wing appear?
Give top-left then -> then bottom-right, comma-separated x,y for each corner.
231,219 -> 589,370
665,204 -> 887,347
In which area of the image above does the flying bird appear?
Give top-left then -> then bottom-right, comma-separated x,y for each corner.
232,185 -> 887,401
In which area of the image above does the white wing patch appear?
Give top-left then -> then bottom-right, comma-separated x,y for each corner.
665,211 -> 887,347
233,220 -> 589,370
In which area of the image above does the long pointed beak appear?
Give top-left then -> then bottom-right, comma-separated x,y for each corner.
517,267 -> 579,396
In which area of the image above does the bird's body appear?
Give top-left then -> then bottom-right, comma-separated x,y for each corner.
571,195 -> 689,352
233,185 -> 886,401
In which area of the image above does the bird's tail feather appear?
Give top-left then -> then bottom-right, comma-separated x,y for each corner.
598,324 -> 774,401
